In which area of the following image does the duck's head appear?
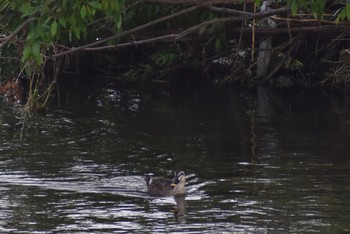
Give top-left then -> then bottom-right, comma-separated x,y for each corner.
171,171 -> 186,187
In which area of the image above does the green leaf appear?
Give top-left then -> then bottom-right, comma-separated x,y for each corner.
80,5 -> 87,18
81,25 -> 87,38
291,0 -> 298,16
199,25 -> 207,36
38,27 -> 45,38
31,42 -> 42,65
335,7 -> 347,23
24,66 -> 33,77
90,6 -> 96,16
26,29 -> 35,41
72,25 -> 81,39
115,14 -> 122,29
215,38 -> 222,52
102,0 -> 109,10
0,1 -> 10,12
90,2 -> 102,10
22,44 -> 31,61
58,16 -> 66,27
346,3 -> 350,20
298,0 -> 307,9
319,0 -> 326,9
50,20 -> 58,37
335,14 -> 340,24
69,16 -> 77,29
340,8 -> 347,21
115,1 -> 120,12
19,3 -> 33,17
62,0 -> 67,9
68,30 -> 72,42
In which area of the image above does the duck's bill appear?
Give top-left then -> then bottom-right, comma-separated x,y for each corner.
170,183 -> 177,187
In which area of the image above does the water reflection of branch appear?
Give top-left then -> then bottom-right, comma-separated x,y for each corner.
250,104 -> 257,162
174,195 -> 186,223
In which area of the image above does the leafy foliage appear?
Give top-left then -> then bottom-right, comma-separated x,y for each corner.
0,0 -> 347,77
335,2 -> 350,23
1,0 -> 350,111
0,0 -> 125,66
288,0 -> 327,18
0,0 -> 125,111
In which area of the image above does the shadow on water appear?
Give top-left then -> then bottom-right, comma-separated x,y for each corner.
1,79 -> 350,233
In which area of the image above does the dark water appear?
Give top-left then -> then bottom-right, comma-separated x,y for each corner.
1,81 -> 350,233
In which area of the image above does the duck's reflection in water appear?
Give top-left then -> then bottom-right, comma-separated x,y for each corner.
174,194 -> 186,223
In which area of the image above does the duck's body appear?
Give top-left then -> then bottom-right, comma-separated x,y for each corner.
146,171 -> 186,196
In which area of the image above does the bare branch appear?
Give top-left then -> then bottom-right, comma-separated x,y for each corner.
51,2 -> 211,58
0,17 -> 34,49
176,7 -> 288,39
52,6 -> 289,58
85,34 -> 178,51
84,7 -> 290,52
207,5 -> 255,16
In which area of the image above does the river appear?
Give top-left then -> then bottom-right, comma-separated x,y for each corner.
0,80 -> 349,233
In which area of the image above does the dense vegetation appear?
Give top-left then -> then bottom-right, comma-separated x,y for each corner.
1,0 -> 350,111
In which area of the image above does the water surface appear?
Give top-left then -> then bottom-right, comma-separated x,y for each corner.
1,83 -> 350,233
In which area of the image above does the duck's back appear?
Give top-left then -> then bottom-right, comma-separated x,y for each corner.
146,176 -> 173,196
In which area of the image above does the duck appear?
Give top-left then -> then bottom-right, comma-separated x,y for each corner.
145,171 -> 186,196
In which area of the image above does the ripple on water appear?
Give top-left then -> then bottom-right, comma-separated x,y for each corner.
2,87 -> 350,233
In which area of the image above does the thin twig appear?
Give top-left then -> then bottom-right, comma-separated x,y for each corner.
0,18 -> 34,49
270,15 -> 349,25
207,5 -> 254,16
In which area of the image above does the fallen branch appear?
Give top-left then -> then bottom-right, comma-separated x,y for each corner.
270,15 -> 349,25
51,2 -> 211,58
84,24 -> 349,54
229,25 -> 350,35
84,33 -> 178,51
207,5 -> 255,16
176,7 -> 288,39
0,56 -> 21,61
52,6 -> 288,57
